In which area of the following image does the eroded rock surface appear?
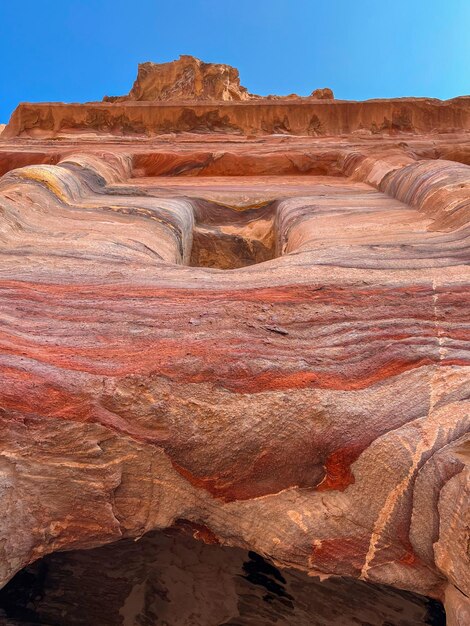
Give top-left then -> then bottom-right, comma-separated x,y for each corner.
5,96 -> 469,138
310,87 -> 334,99
0,58 -> 469,625
104,55 -> 253,103
11,55 -> 470,138
102,55 -> 336,105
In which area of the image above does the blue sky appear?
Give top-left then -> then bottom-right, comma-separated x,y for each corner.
1,0 -> 469,122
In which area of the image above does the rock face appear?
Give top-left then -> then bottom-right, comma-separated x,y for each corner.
4,55 -> 470,139
310,87 -> 334,99
103,55 -> 335,105
5,97 -> 470,138
104,55 -> 253,102
0,58 -> 469,625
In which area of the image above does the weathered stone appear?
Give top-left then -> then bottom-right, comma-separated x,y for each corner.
0,57 -> 468,625
104,55 -> 253,102
310,87 -> 334,99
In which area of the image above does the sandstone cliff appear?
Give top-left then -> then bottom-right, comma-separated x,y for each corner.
6,57 -> 470,140
0,57 -> 469,626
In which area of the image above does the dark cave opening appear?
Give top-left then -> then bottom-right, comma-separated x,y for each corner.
0,529 -> 446,626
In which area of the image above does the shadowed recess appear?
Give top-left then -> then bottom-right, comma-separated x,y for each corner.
189,199 -> 277,269
0,530 -> 446,626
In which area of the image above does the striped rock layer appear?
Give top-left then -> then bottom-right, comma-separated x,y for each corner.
0,82 -> 469,625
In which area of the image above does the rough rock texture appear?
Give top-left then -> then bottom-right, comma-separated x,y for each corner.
310,87 -> 334,99
103,55 -> 335,105
0,530 -> 445,626
5,97 -> 470,138
104,56 -> 253,102
102,56 -> 338,109
0,58 -> 469,625
4,56 -> 470,138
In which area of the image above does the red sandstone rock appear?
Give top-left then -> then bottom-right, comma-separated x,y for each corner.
0,58 -> 469,625
4,56 -> 469,139
104,55 -> 253,102
310,87 -> 334,99
102,55 -> 336,106
4,96 -> 469,138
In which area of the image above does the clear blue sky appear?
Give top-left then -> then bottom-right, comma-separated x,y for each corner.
1,0 -> 469,122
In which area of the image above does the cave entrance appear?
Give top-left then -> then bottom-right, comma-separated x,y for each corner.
0,528 -> 446,626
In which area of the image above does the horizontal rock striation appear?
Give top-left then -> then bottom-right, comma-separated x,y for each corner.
0,58 -> 469,625
4,56 -> 469,139
4,97 -> 470,138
